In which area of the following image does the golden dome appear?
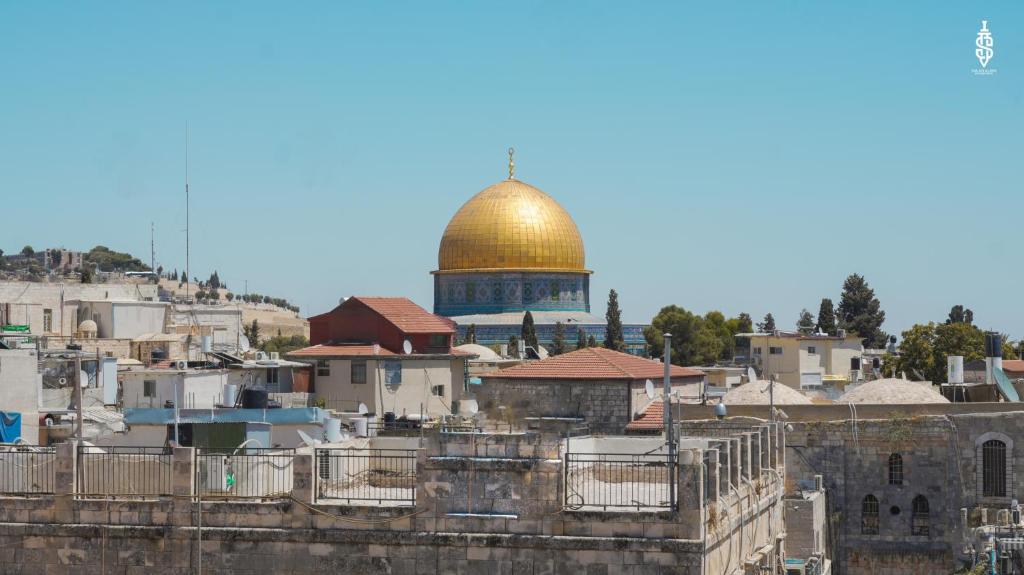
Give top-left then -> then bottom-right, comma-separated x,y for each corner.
436,178 -> 587,273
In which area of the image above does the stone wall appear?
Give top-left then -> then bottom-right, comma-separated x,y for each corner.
0,426 -> 789,574
475,378 -> 630,433
783,411 -> 1024,575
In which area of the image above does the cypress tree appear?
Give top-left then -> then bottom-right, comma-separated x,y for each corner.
521,311 -> 538,351
604,289 -> 625,352
796,309 -> 815,335
587,335 -> 597,347
551,322 -> 567,356
576,327 -> 587,350
465,324 -> 477,344
757,313 -> 776,333
816,298 -> 837,335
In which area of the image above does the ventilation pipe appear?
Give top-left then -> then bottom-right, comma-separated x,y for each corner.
985,332 -> 1003,386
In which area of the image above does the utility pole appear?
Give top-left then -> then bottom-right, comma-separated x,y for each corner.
185,123 -> 190,304
663,333 -> 675,510
150,221 -> 155,274
73,353 -> 84,441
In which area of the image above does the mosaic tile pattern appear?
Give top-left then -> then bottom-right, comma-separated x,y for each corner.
437,179 -> 586,272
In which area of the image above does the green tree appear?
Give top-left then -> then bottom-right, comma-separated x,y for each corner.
894,323 -> 937,381
816,298 -> 837,336
243,319 -> 261,346
757,313 -> 776,333
207,271 -> 221,290
521,311 -> 538,351
644,305 -> 722,366
946,305 -> 974,325
704,311 -> 735,360
261,335 -> 310,354
587,335 -> 597,347
576,327 -> 587,350
604,289 -> 625,352
20,245 -> 34,256
226,292 -> 234,301
464,324 -> 477,345
508,335 -> 520,358
797,309 -> 815,335
551,322 -> 567,356
837,273 -> 887,347
80,267 -> 93,284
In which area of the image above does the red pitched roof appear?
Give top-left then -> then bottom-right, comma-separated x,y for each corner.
1004,359 -> 1024,374
481,347 -> 704,381
288,344 -> 397,358
351,297 -> 455,334
626,400 -> 665,432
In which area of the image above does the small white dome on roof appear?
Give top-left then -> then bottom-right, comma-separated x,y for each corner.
455,343 -> 502,362
722,380 -> 812,406
840,378 -> 948,404
78,320 -> 98,335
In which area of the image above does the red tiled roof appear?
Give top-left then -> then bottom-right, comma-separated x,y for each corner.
287,344 -> 397,357
481,347 -> 704,381
626,400 -> 665,432
1004,359 -> 1024,374
351,297 -> 455,334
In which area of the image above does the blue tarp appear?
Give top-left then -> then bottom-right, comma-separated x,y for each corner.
0,412 -> 22,442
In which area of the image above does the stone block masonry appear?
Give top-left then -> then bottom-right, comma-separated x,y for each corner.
0,424 -> 787,574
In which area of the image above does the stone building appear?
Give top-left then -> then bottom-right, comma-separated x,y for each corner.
476,347 -> 704,434
431,155 -> 647,354
0,421 -> 791,574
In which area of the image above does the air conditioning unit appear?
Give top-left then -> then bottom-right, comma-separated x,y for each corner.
199,456 -> 229,493
175,360 -> 188,370
269,352 -> 280,360
256,351 -> 268,361
850,369 -> 862,382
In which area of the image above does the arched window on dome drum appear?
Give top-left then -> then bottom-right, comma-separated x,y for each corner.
861,495 -> 879,535
888,453 -> 904,485
911,495 -> 930,536
983,439 -> 1007,497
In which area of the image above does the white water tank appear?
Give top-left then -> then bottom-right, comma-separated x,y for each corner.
353,417 -> 368,438
222,384 -> 238,407
201,335 -> 212,353
947,356 -> 964,384
325,418 -> 343,443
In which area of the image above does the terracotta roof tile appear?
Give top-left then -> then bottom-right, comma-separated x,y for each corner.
351,297 -> 455,334
481,347 -> 703,381
287,344 -> 397,357
625,400 -> 665,431
1003,359 -> 1024,374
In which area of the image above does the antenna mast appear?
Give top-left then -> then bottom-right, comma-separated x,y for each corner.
150,222 -> 155,274
185,123 -> 190,304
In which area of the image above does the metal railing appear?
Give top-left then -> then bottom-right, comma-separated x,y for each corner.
315,448 -> 417,506
0,446 -> 57,495
195,448 -> 295,499
77,446 -> 173,498
564,452 -> 676,511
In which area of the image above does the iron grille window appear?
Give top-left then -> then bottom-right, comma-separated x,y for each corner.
143,380 -> 156,398
807,346 -> 817,355
983,439 -> 1007,497
769,347 -> 783,355
911,495 -> 929,536
888,453 -> 904,485
351,361 -> 367,384
861,494 -> 879,535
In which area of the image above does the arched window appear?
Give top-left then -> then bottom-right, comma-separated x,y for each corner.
983,439 -> 1007,497
888,453 -> 904,485
911,495 -> 930,536
861,495 -> 879,535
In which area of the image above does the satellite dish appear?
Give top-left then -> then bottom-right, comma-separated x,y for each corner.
644,379 -> 655,400
296,429 -> 321,447
80,370 -> 89,388
402,340 -> 412,355
746,366 -> 757,383
357,402 -> 368,415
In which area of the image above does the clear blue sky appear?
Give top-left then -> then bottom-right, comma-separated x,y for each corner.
1,2 -> 1021,339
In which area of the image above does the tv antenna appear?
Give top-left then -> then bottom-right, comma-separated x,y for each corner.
184,122 -> 190,304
